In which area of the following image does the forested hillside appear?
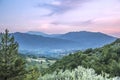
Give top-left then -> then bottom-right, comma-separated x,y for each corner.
44,39 -> 120,77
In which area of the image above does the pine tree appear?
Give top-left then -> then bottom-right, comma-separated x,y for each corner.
0,29 -> 26,80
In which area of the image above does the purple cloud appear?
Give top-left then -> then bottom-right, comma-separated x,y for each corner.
37,0 -> 90,16
51,20 -> 93,26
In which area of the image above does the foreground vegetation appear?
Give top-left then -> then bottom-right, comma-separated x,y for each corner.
0,30 -> 42,80
39,66 -> 120,80
0,30 -> 26,80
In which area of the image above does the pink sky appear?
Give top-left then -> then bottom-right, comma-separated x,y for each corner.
0,0 -> 120,37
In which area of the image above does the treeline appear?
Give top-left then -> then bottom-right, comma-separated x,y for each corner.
44,39 -> 120,77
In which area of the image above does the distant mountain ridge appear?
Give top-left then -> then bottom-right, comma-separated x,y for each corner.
56,31 -> 116,48
13,32 -> 79,50
27,31 -> 61,37
27,31 -> 50,37
13,31 -> 116,51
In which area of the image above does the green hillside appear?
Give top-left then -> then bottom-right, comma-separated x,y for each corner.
44,39 -> 120,77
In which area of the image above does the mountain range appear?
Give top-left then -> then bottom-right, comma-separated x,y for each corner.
13,32 -> 78,50
13,31 -> 116,51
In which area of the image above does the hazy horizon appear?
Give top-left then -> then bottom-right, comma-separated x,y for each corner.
0,0 -> 120,37
0,30 -> 117,38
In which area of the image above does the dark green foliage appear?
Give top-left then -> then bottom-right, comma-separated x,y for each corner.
45,39 -> 120,77
0,29 -> 26,80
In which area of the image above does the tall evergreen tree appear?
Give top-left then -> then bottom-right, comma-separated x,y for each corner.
0,29 -> 26,80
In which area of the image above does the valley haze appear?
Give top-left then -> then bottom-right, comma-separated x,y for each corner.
12,31 -> 117,58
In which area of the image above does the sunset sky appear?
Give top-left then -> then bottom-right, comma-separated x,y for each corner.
0,0 -> 120,37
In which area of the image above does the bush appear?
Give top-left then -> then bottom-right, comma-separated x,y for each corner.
38,66 -> 120,80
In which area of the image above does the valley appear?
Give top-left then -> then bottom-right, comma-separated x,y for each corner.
13,31 -> 116,58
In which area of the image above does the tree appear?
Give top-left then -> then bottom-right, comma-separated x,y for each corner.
0,29 -> 26,80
